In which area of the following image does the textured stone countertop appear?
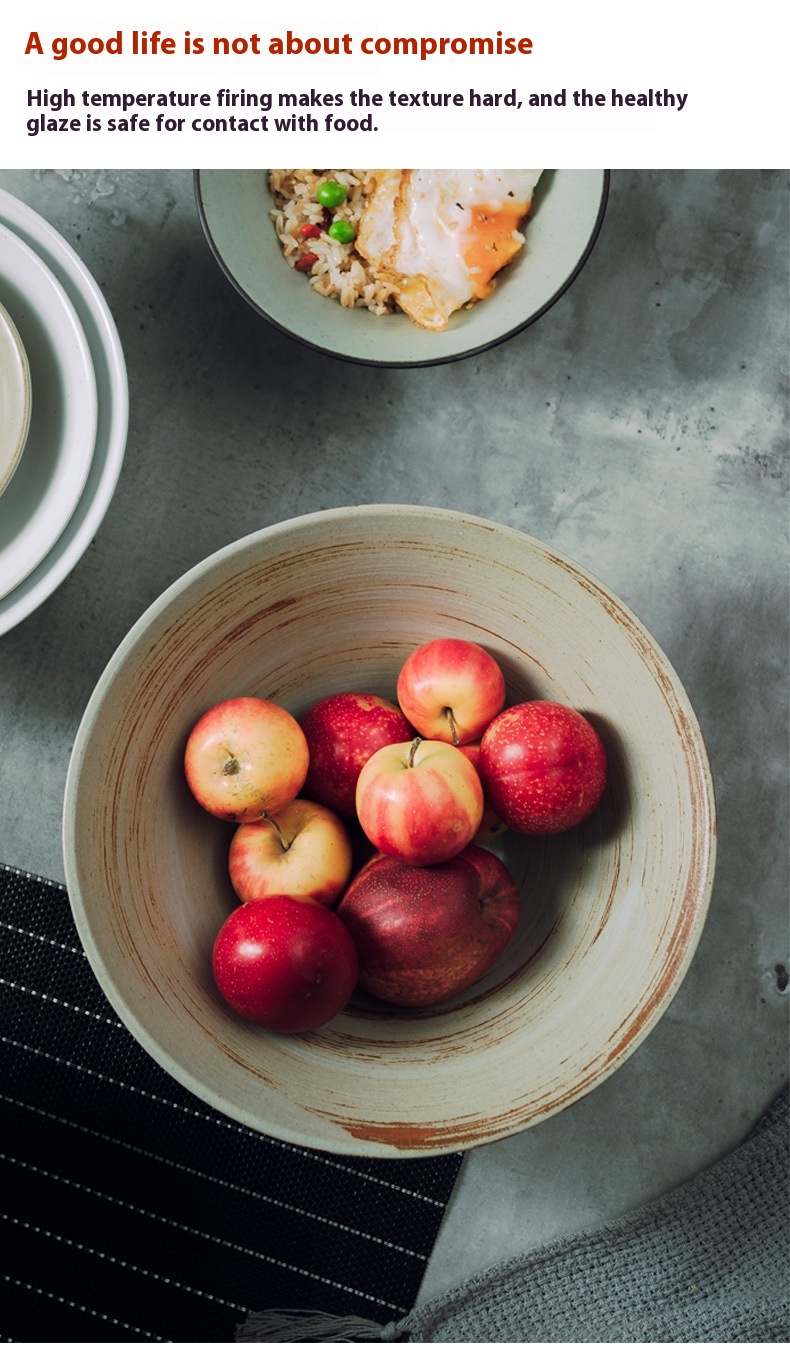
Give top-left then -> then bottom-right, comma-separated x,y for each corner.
0,168 -> 786,1303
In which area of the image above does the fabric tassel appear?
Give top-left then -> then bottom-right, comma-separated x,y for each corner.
235,1308 -> 407,1342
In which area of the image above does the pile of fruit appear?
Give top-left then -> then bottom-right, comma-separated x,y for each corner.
183,638 -> 608,1034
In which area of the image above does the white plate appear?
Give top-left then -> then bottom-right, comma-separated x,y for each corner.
0,222 -> 97,599
0,190 -> 128,635
0,300 -> 32,496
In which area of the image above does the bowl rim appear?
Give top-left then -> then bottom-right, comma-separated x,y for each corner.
193,169 -> 611,369
62,504 -> 717,1156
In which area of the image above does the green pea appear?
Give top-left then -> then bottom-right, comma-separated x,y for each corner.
316,180 -> 349,208
327,219 -> 356,245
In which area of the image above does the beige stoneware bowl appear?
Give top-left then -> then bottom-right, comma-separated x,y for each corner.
63,506 -> 716,1157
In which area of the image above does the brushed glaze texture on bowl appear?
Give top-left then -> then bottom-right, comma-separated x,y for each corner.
63,506 -> 716,1157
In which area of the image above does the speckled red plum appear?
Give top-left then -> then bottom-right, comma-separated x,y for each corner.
337,844 -> 520,1007
479,700 -> 607,834
300,691 -> 415,819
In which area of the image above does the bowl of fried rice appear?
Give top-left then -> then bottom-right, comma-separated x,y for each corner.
195,169 -> 609,367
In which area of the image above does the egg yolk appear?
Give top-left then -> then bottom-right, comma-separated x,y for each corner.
462,202 -> 530,298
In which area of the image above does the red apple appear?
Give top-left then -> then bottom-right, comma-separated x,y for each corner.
458,740 -> 508,842
479,700 -> 607,834
184,696 -> 309,822
396,638 -> 506,745
337,844 -> 520,1007
228,798 -> 354,907
301,692 -> 414,818
212,894 -> 359,1032
355,736 -> 484,866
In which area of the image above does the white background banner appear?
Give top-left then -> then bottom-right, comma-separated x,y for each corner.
1,0 -> 788,168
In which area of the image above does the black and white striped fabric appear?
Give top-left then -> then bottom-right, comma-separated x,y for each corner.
0,864 -> 462,1342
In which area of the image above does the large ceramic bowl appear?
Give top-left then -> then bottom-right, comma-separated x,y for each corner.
195,170 -> 609,366
63,506 -> 715,1158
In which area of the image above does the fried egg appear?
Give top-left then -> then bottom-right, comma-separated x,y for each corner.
356,169 -> 542,331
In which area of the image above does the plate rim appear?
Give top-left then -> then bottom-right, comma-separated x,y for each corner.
0,298 -> 32,495
0,187 -> 128,635
0,219 -> 98,598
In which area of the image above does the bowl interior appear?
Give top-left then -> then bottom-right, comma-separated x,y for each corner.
64,506 -> 715,1157
195,170 -> 609,365
0,300 -> 31,496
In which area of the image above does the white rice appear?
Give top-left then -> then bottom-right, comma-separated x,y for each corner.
268,169 -> 400,314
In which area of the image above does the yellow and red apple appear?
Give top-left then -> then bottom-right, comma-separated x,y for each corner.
184,696 -> 309,822
396,638 -> 506,745
355,736 -> 484,866
228,798 -> 354,908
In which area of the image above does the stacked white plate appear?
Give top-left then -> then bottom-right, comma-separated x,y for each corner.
0,189 -> 128,636
0,298 -> 32,497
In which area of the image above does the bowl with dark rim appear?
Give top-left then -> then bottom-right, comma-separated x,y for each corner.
195,170 -> 609,367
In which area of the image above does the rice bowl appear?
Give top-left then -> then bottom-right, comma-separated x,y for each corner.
268,169 -> 542,330
195,169 -> 610,366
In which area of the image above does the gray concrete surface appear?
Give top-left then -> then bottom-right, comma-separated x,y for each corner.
0,167 -> 787,1305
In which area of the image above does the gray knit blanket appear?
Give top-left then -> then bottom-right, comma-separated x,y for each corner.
238,1086 -> 789,1343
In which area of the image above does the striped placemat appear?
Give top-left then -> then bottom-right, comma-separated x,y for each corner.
0,863 -> 462,1342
